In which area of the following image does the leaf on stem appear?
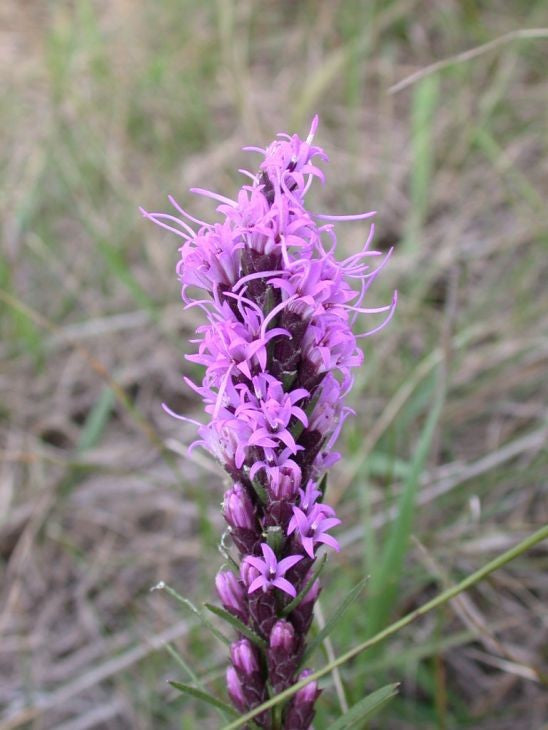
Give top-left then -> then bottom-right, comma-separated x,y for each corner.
203,603 -> 267,650
169,681 -> 238,717
328,683 -> 399,729
303,575 -> 369,662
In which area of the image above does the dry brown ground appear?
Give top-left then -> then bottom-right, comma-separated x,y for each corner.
1,1 -> 547,729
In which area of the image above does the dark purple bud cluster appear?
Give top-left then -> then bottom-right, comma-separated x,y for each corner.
143,118 -> 395,728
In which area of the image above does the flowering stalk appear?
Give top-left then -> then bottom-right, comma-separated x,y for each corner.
142,117 -> 395,729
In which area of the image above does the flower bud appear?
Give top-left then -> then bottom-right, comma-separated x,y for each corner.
267,620 -> 300,692
215,570 -> 248,624
223,483 -> 255,530
230,639 -> 260,678
224,483 -> 261,554
240,558 -> 260,588
294,669 -> 320,703
267,462 -> 301,500
226,666 -> 246,713
284,669 -> 321,730
269,619 -> 296,653
230,639 -> 268,721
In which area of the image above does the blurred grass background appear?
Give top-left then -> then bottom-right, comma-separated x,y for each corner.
1,1 -> 547,728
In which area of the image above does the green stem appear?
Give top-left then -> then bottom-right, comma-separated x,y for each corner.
222,525 -> 548,729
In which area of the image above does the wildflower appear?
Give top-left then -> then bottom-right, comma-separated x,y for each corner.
287,504 -> 341,558
244,543 -> 303,598
143,116 -> 395,727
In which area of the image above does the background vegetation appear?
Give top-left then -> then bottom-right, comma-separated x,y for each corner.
1,1 -> 546,728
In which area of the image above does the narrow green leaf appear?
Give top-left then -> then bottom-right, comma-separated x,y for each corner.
303,575 -> 369,662
76,386 -> 115,452
204,603 -> 267,650
169,681 -> 238,717
160,583 -> 230,646
405,74 -> 440,251
165,644 -> 230,722
165,643 -> 198,682
282,553 -> 327,617
366,389 -> 443,644
329,683 -> 399,729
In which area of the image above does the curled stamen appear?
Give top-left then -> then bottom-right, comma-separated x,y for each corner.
167,195 -> 208,227
190,188 -> 238,207
161,402 -> 203,427
233,270 -> 283,291
260,295 -> 298,339
222,289 -> 264,320
356,290 -> 398,338
140,208 -> 193,241
315,210 -> 376,222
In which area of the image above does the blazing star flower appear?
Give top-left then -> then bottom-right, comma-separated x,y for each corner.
287,504 -> 341,558
143,116 -> 395,728
244,543 -> 303,598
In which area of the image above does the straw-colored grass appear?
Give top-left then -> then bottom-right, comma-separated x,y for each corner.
1,1 -> 546,728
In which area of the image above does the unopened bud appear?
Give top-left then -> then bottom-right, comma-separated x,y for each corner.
215,570 -> 248,624
268,620 -> 300,692
284,669 -> 321,729
230,639 -> 260,678
269,619 -> 296,653
226,666 -> 246,713
223,483 -> 255,530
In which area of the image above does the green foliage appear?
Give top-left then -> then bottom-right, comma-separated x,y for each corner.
328,683 -> 399,729
365,383 -> 444,646
169,681 -> 237,718
303,575 -> 369,663
203,603 -> 267,650
76,386 -> 116,452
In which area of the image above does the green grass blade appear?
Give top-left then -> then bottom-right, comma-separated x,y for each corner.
328,683 -> 400,730
165,643 -> 231,723
405,74 -> 440,252
168,681 -> 238,717
160,583 -> 230,646
76,385 -> 116,452
302,575 -> 369,662
365,388 -> 444,644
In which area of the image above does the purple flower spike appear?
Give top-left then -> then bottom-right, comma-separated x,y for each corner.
245,543 -> 303,598
145,116 -> 395,724
288,504 -> 341,558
